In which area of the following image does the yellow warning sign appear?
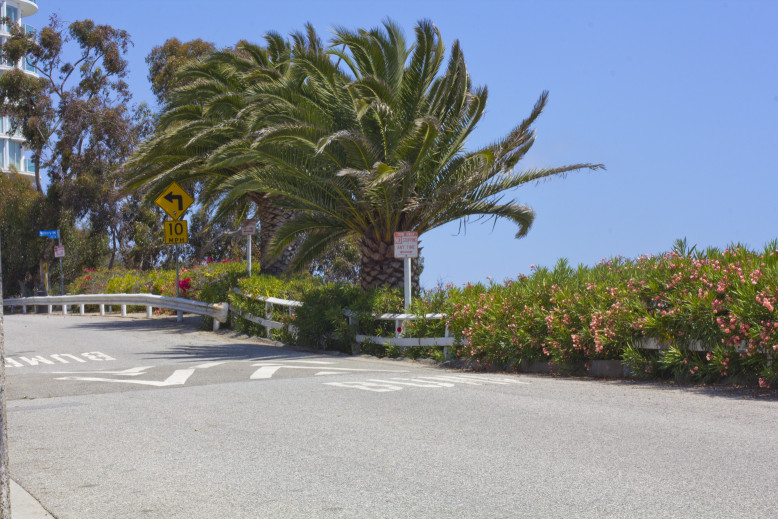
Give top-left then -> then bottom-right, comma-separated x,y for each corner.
164,220 -> 189,244
154,181 -> 194,220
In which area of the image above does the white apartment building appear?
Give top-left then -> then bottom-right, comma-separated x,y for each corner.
0,0 -> 38,177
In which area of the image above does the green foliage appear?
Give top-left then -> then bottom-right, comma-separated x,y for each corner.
0,174 -> 47,296
62,238 -> 778,388
228,273 -> 322,338
145,37 -> 216,105
445,241 -> 778,387
291,283 -> 365,353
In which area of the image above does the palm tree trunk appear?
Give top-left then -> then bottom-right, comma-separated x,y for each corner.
254,195 -> 297,276
359,236 -> 420,291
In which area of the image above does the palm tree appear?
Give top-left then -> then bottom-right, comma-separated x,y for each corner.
213,20 -> 603,289
125,33 -> 314,275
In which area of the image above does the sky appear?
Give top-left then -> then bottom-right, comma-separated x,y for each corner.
28,0 -> 778,288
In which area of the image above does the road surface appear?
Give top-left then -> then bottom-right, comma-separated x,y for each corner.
4,313 -> 777,518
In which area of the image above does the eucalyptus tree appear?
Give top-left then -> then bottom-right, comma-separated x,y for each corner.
214,20 -> 603,289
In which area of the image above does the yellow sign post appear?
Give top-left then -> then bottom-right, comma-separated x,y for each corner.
154,183 -> 193,309
42,262 -> 48,293
154,181 -> 194,220
164,220 -> 189,244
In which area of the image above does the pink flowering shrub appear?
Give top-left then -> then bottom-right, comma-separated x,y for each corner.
443,240 -> 778,387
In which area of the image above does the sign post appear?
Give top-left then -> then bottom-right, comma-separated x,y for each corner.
56,230 -> 64,295
241,220 -> 257,277
39,230 -> 62,295
393,231 -> 419,312
41,262 -> 48,294
155,182 -> 194,322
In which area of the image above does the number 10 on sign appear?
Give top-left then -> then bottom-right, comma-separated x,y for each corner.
164,220 -> 189,244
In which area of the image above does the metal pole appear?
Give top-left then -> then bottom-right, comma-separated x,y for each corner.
175,244 -> 182,322
175,244 -> 180,298
404,257 -> 411,311
247,234 -> 252,277
0,231 -> 12,518
58,229 -> 63,295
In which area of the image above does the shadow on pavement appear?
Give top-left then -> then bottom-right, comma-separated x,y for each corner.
138,343 -> 312,363
64,314 -> 207,334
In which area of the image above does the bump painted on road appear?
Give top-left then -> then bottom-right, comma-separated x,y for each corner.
6,351 -> 115,368
323,374 -> 530,392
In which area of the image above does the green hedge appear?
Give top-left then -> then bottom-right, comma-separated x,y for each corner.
67,240 -> 778,387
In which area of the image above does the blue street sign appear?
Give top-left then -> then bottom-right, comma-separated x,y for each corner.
39,230 -> 59,239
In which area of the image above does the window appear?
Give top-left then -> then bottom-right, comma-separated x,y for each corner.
5,5 -> 19,25
8,140 -> 21,170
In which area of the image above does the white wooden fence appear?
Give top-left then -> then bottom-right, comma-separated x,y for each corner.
229,289 -> 453,357
3,290 -> 454,357
230,288 -> 302,338
343,310 -> 454,359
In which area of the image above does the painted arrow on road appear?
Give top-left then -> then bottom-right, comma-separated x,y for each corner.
54,362 -> 226,387
250,363 -> 408,380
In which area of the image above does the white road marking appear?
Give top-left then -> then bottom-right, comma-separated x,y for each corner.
52,366 -> 153,376
250,363 -> 407,380
50,354 -> 87,364
367,378 -> 455,388
52,362 -> 223,387
81,352 -> 116,361
323,381 -> 403,392
250,366 -> 283,380
326,374 -> 530,392
55,369 -> 196,387
6,351 -> 115,368
286,360 -> 335,365
18,356 -> 55,366
453,375 -> 530,385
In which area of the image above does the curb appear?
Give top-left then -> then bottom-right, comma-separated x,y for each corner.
11,480 -> 54,518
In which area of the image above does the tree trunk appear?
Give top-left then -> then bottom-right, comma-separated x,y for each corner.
253,194 -> 297,276
33,154 -> 42,194
359,235 -> 420,291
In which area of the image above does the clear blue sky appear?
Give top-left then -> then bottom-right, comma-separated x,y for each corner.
34,1 -> 778,288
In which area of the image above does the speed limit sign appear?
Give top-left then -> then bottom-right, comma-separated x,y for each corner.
164,220 -> 189,244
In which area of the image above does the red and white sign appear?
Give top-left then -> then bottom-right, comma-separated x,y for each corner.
54,245 -> 65,258
393,231 -> 418,258
241,219 -> 258,236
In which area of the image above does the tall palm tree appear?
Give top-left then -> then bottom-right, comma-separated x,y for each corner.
213,20 -> 603,289
125,33 -> 316,275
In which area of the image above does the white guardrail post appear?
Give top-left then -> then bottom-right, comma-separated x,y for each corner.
2,294 -> 228,331
343,309 -> 454,360
231,288 -> 302,338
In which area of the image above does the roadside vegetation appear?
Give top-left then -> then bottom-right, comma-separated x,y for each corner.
69,239 -> 778,388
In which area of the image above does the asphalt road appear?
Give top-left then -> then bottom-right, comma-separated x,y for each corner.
3,313 -> 778,518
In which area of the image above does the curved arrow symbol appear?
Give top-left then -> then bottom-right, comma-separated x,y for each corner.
164,192 -> 183,210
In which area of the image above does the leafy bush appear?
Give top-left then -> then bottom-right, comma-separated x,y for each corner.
445,240 -> 778,387
63,239 -> 778,387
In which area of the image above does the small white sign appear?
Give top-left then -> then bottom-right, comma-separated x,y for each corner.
394,231 -> 418,258
241,219 -> 258,236
54,245 -> 65,258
